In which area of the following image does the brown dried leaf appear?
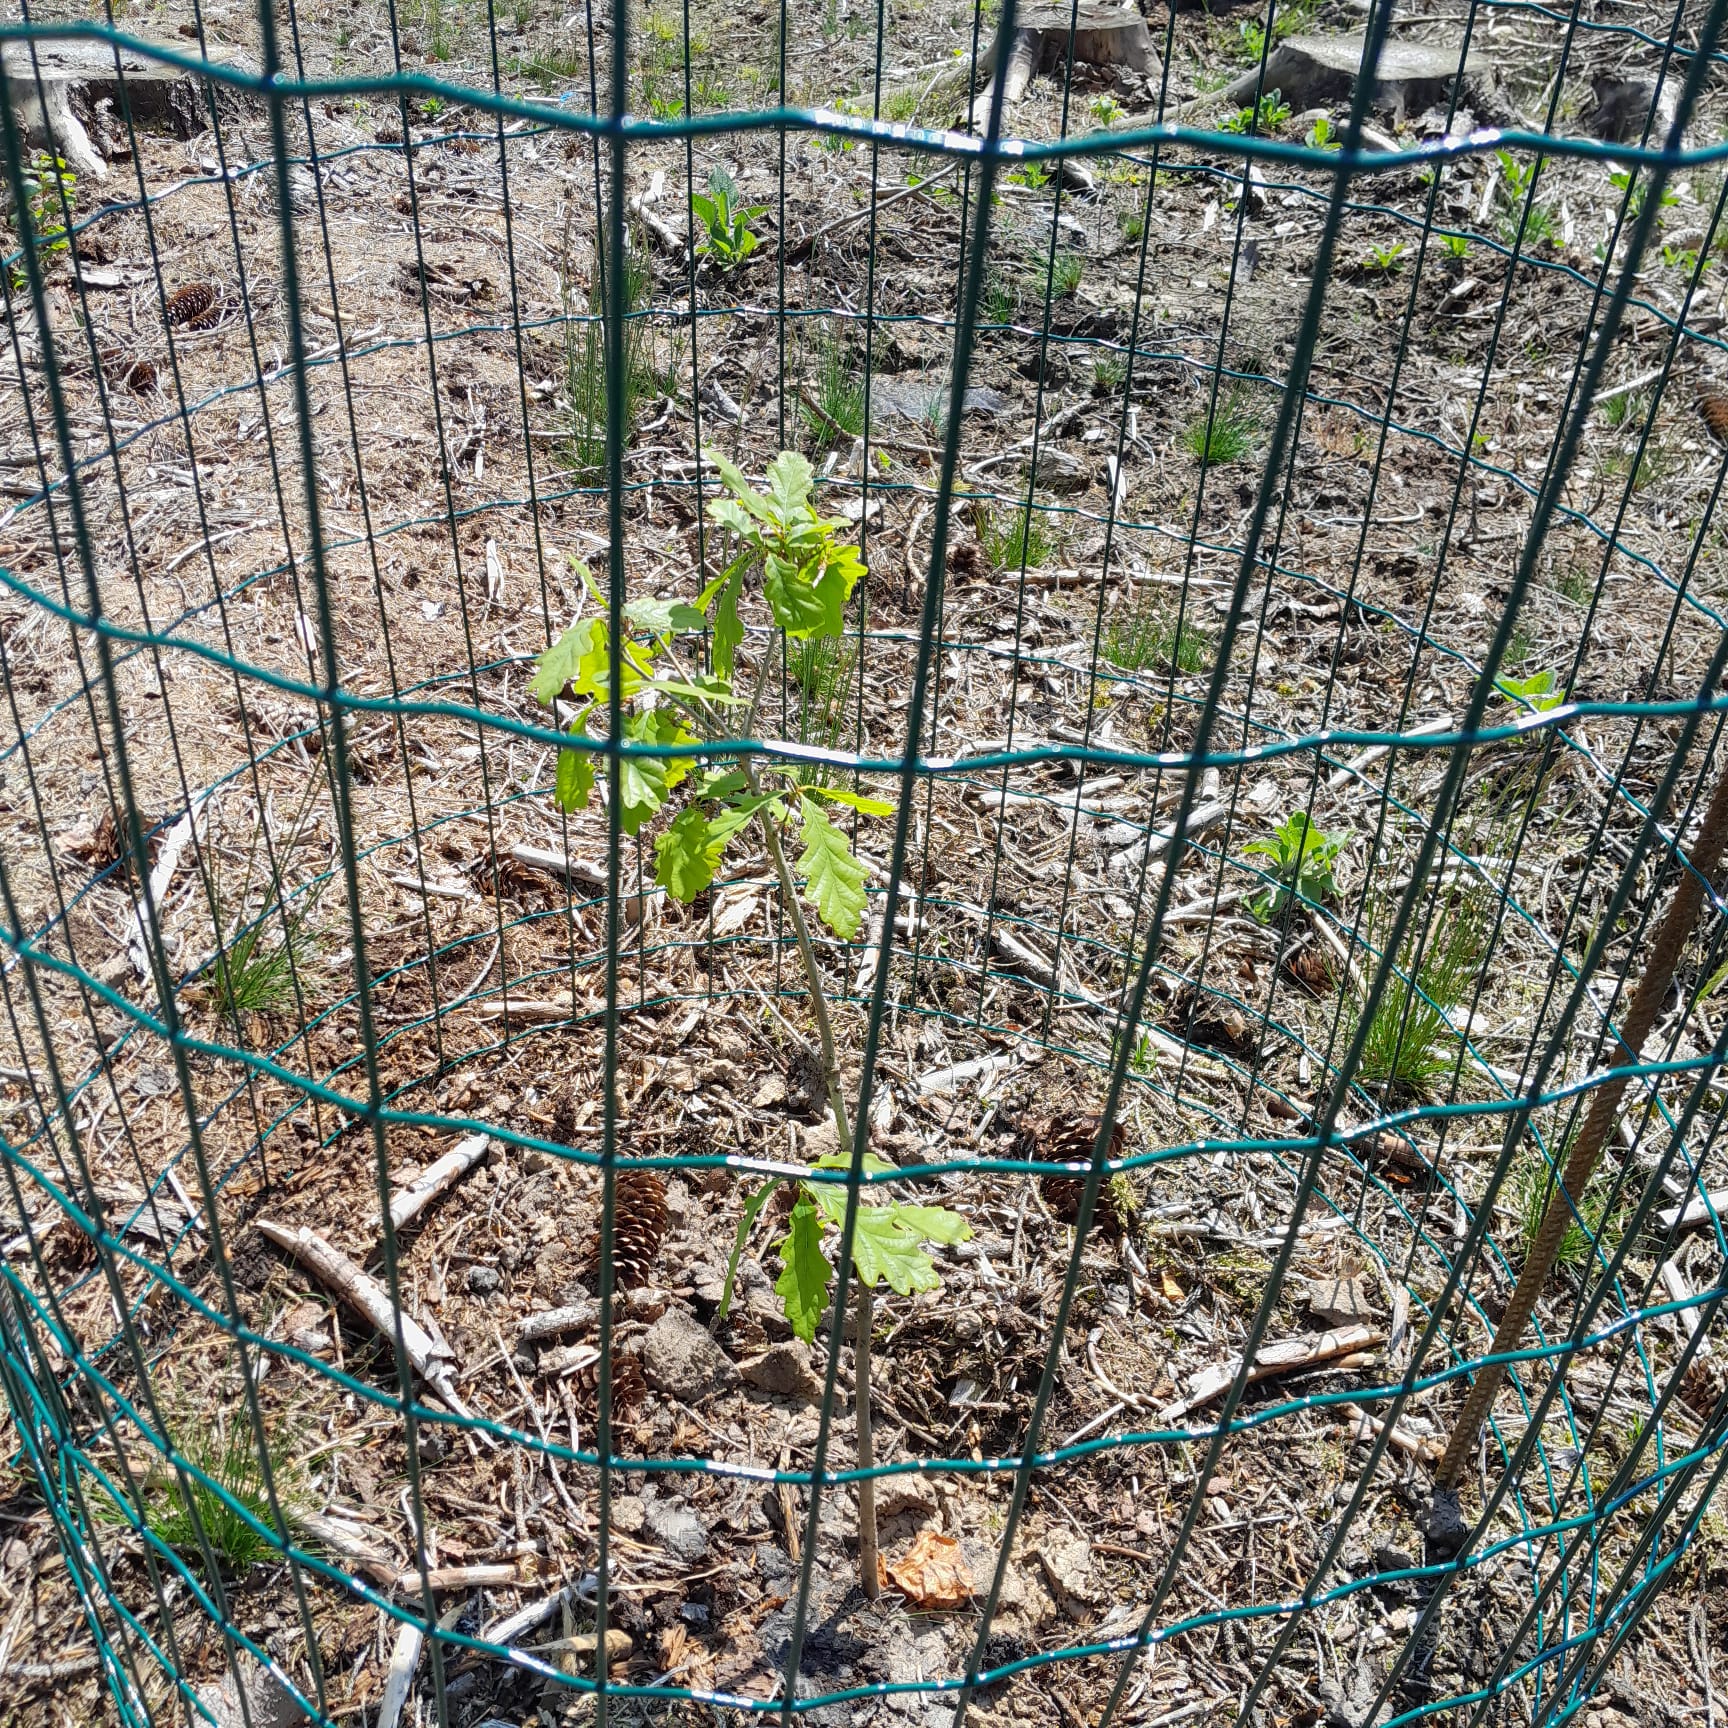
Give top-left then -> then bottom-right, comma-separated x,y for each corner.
884,1530 -> 973,1611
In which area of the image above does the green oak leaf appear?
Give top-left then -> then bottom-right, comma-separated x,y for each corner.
775,1195 -> 832,1343
655,807 -> 729,900
767,450 -> 814,514
624,595 -> 707,635
532,616 -> 607,706
713,567 -> 744,680
805,784 -> 894,817
765,550 -> 847,640
797,798 -> 867,938
847,1204 -> 957,1295
554,739 -> 596,811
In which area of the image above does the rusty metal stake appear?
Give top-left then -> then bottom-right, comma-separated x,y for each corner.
1436,753 -> 1728,1495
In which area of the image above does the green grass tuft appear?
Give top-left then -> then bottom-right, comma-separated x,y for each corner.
804,339 -> 865,450
1105,592 -> 1207,675
1510,1138 -> 1624,1273
96,1412 -> 306,1580
982,508 -> 1054,573
1349,891 -> 1487,1098
564,242 -> 653,481
1180,387 -> 1260,466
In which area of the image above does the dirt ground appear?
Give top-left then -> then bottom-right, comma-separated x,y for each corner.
0,0 -> 1726,1723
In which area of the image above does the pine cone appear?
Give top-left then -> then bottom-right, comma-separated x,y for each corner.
165,282 -> 220,329
1021,1112 -> 1132,1240
581,1168 -> 667,1291
948,538 -> 985,582
124,359 -> 157,394
575,1351 -> 647,1414
1699,385 -> 1728,444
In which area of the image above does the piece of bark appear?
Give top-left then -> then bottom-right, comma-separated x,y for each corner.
254,1218 -> 474,1420
388,1133 -> 489,1235
1165,1323 -> 1384,1420
517,1301 -> 601,1345
1219,33 -> 1495,125
375,1620 -> 424,1728
1657,1186 -> 1727,1233
392,1563 -> 520,1593
125,792 -> 209,982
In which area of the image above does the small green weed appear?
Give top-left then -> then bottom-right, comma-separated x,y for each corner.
1180,387 -> 1260,466
1306,114 -> 1340,150
983,270 -> 1018,326
1610,166 -> 1677,224
1242,812 -> 1344,922
1441,232 -> 1470,262
17,152 -> 75,256
1118,207 -> 1145,244
1008,160 -> 1052,191
1220,90 -> 1291,134
1105,592 -> 1208,676
1363,240 -> 1407,274
1093,352 -> 1127,393
804,338 -> 864,450
1053,252 -> 1084,297
205,776 -> 328,1022
563,236 -> 652,480
881,86 -> 921,123
1089,93 -> 1124,127
1495,667 -> 1564,712
693,167 -> 765,268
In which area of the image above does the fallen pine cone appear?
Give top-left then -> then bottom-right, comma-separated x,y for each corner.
580,1167 -> 667,1292
164,281 -> 220,329
575,1351 -> 647,1414
1018,1111 -> 1134,1241
1698,385 -> 1728,444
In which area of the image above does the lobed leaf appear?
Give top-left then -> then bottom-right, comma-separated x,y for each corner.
797,798 -> 868,939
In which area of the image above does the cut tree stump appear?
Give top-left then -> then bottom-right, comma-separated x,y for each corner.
1218,32 -> 1496,125
3,38 -> 242,181
971,6 -> 1158,125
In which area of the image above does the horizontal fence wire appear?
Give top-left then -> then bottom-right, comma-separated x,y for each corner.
0,0 -> 1726,1724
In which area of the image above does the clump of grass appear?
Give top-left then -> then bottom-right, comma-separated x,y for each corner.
790,633 -> 858,754
1105,592 -> 1208,675
1092,352 -> 1127,394
564,234 -> 652,481
983,269 -> 1017,328
1180,386 -> 1261,467
982,507 -> 1054,573
1510,1137 -> 1624,1273
804,338 -> 864,450
204,774 -> 328,1022
1052,252 -> 1084,297
1349,889 -> 1488,1099
1118,207 -> 1144,245
96,1410 -> 305,1580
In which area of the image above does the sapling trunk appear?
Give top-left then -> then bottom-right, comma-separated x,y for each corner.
749,772 -> 879,1592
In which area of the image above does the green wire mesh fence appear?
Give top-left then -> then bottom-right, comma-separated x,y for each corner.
0,0 -> 1726,1722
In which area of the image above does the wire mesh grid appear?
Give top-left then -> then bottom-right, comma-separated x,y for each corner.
0,0 -> 1725,1723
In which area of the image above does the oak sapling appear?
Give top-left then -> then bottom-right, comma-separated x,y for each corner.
531,451 -> 965,1589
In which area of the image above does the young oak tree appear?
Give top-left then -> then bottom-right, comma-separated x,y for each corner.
531,451 -> 969,1591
